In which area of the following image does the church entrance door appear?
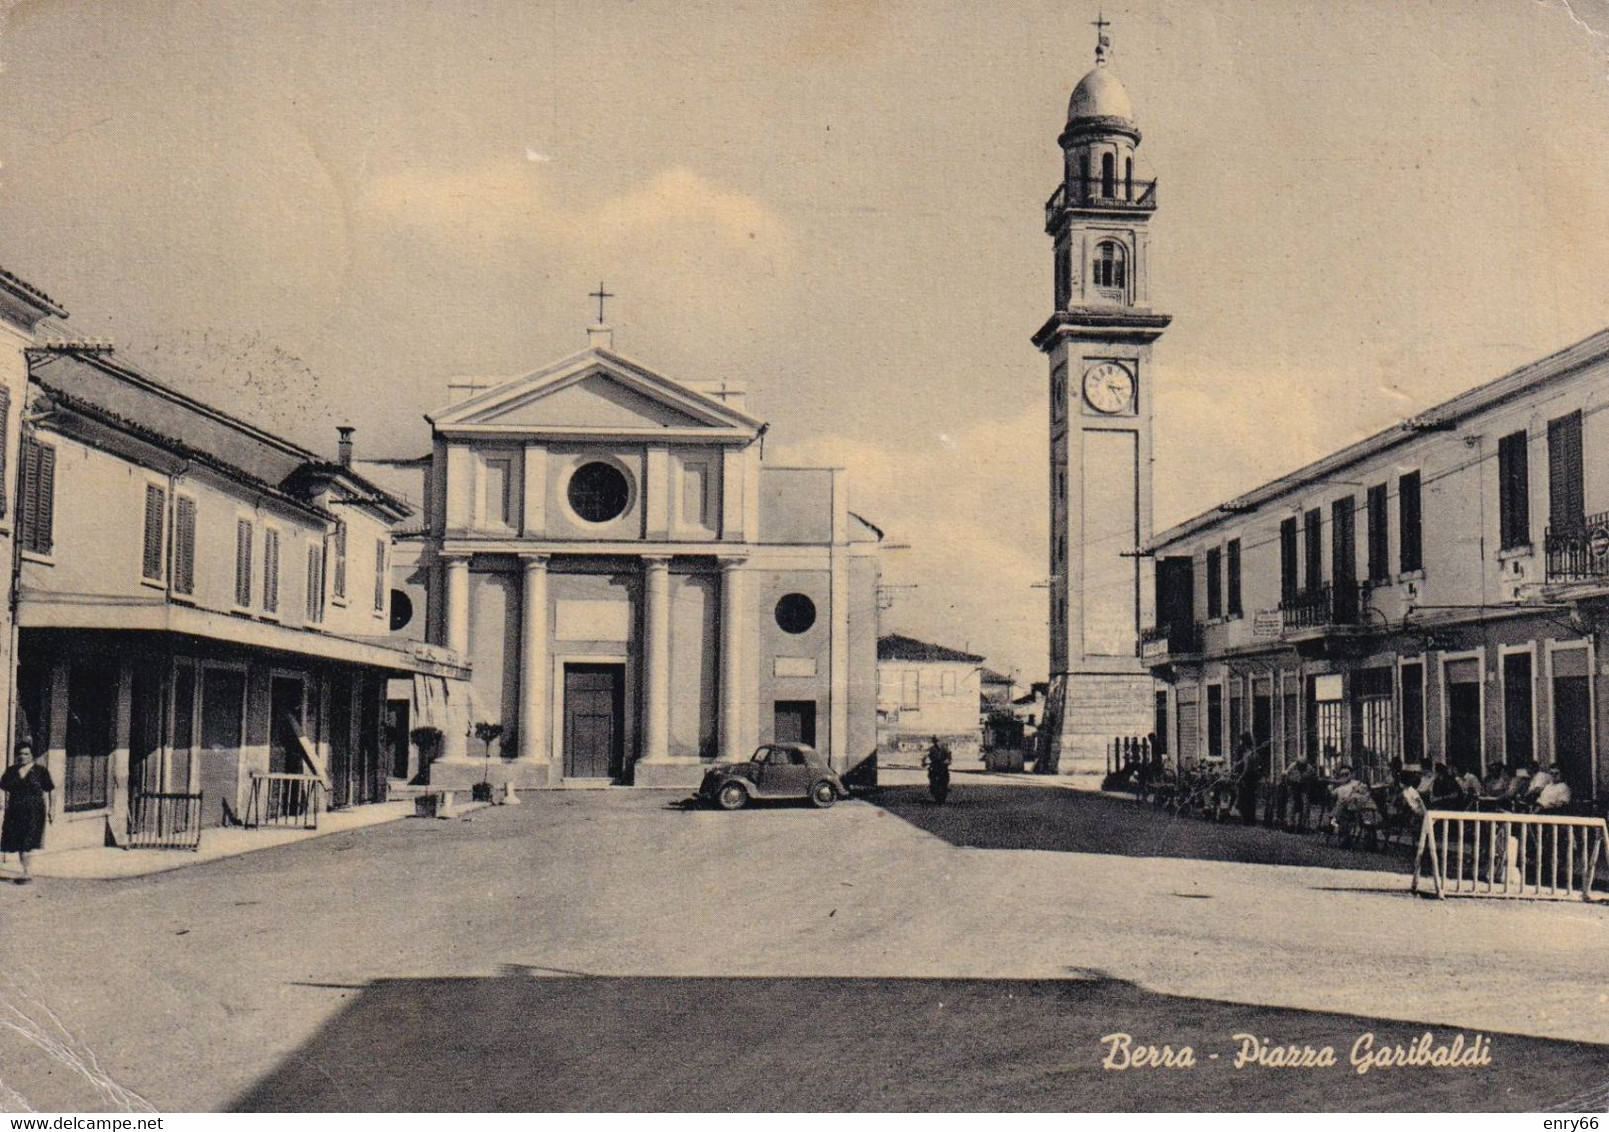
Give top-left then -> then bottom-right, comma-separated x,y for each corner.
563,663 -> 625,780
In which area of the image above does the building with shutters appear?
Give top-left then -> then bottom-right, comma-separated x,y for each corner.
1140,329 -> 1609,808
9,343 -> 465,851
875,633 -> 986,758
379,324 -> 883,792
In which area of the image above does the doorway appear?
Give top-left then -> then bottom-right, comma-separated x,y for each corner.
1444,658 -> 1483,775
563,664 -> 624,780
773,700 -> 817,748
1552,648 -> 1592,798
270,676 -> 306,775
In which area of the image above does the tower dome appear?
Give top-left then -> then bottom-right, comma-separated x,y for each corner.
1068,63 -> 1134,124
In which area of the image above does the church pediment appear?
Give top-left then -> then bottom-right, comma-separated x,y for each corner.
430,348 -> 762,438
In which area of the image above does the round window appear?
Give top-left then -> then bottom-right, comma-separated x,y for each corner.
567,461 -> 631,523
775,593 -> 817,634
389,590 -> 414,632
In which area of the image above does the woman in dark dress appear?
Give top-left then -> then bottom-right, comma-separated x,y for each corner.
1,744 -> 53,884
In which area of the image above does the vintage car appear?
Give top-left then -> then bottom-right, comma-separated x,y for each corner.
697,743 -> 847,810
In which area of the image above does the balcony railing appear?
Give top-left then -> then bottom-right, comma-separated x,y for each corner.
1045,178 -> 1158,225
1138,620 -> 1203,661
1278,581 -> 1361,631
1544,510 -> 1609,582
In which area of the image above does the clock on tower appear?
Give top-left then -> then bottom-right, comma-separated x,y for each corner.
1032,21 -> 1171,778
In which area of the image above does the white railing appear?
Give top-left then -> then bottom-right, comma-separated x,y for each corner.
1412,810 -> 1607,901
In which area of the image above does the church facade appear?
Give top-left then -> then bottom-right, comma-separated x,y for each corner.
399,327 -> 882,791
1035,29 -> 1170,775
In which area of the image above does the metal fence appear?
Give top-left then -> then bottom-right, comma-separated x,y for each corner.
245,772 -> 324,830
1413,810 -> 1607,901
127,792 -> 203,850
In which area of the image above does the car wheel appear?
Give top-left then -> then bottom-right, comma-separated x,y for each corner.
717,782 -> 748,811
809,780 -> 836,809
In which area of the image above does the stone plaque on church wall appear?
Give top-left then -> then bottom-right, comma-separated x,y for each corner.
555,599 -> 632,642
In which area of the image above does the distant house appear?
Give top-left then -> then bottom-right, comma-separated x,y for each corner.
979,667 -> 1016,711
876,634 -> 983,756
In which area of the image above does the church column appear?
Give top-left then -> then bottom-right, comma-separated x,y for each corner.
518,554 -> 549,763
719,556 -> 746,762
443,554 -> 471,657
641,555 -> 672,763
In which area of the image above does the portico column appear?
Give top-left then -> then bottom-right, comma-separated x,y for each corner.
443,554 -> 471,657
719,556 -> 746,762
518,554 -> 549,762
641,555 -> 672,763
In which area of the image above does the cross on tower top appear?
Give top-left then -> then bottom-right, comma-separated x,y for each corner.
588,281 -> 615,325
1092,11 -> 1112,64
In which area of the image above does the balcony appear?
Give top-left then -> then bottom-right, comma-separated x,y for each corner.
1138,620 -> 1203,665
1044,178 -> 1158,226
1278,581 -> 1362,633
1544,511 -> 1609,584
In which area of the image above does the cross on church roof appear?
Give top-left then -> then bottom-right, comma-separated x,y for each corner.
589,281 -> 615,325
1092,11 -> 1111,63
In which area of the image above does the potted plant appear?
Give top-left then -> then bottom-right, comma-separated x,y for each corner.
471,721 -> 503,802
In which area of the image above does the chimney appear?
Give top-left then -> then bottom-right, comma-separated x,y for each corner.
337,426 -> 354,467
587,323 -> 614,350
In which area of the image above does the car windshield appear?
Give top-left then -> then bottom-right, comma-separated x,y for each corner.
750,748 -> 773,763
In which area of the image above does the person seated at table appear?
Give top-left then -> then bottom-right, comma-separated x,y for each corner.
1399,776 -> 1428,822
1482,763 -> 1511,799
1502,762 -> 1533,805
1525,761 -> 1554,800
1331,766 -> 1377,846
1535,777 -> 1572,811
1455,766 -> 1482,800
1427,762 -> 1462,809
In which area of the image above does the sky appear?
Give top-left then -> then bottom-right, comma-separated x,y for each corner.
0,0 -> 1605,684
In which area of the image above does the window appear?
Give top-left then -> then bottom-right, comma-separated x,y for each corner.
173,496 -> 197,596
1051,364 -> 1067,423
1124,156 -> 1133,199
1331,496 -> 1356,587
1100,152 -> 1115,197
900,670 -> 919,710
332,520 -> 348,600
141,484 -> 166,582
775,593 -> 817,634
1206,684 -> 1223,759
1226,538 -> 1242,618
1400,661 -> 1424,765
1279,517 -> 1299,603
306,542 -> 325,623
1309,674 -> 1345,772
373,537 -> 387,613
234,519 -> 254,608
1205,546 -> 1223,619
1354,667 -> 1394,780
390,590 -> 413,632
1497,430 -> 1530,550
263,528 -> 280,614
1302,508 -> 1322,593
1548,410 -> 1584,531
567,461 -> 631,523
1093,242 -> 1126,291
483,458 -> 511,527
1366,483 -> 1389,583
1054,242 -> 1070,310
1398,472 -> 1423,573
18,438 -> 55,556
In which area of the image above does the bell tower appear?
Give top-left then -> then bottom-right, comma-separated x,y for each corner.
1033,20 -> 1171,777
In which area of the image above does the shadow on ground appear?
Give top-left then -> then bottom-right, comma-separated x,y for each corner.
868,784 -> 1416,875
231,971 -> 1605,1112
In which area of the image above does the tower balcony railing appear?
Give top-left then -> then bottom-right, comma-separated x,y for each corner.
1544,510 -> 1609,583
1278,581 -> 1361,632
1045,178 -> 1158,224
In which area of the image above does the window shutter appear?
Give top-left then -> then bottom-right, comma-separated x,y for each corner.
0,385 -> 10,520
1279,517 -> 1298,603
174,497 -> 196,595
1398,472 -> 1422,573
1548,411 -> 1585,530
142,485 -> 166,580
333,522 -> 347,598
307,544 -> 323,622
32,443 -> 54,555
1226,538 -> 1242,618
235,519 -> 253,607
263,529 -> 279,613
374,537 -> 386,612
1366,483 -> 1389,582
